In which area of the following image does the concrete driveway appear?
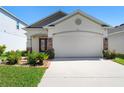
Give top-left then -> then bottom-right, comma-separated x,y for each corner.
38,58 -> 124,87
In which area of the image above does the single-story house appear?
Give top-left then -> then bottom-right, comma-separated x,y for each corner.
24,10 -> 111,58
0,7 -> 28,51
108,24 -> 124,54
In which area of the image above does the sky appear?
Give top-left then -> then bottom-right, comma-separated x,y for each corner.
3,6 -> 124,26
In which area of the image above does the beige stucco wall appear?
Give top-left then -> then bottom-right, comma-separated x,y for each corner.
32,36 -> 39,52
48,13 -> 106,57
48,14 -> 105,37
108,32 -> 124,54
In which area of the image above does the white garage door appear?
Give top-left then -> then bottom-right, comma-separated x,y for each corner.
53,31 -> 103,58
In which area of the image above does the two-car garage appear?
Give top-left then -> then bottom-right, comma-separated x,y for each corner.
53,31 -> 103,58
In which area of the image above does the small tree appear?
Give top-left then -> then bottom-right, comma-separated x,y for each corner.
0,45 -> 6,56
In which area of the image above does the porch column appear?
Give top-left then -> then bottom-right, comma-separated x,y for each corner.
27,36 -> 32,51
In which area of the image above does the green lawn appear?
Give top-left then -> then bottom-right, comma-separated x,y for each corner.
113,57 -> 124,65
0,65 -> 46,87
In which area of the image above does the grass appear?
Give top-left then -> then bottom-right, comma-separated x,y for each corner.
113,54 -> 124,65
113,57 -> 124,65
0,65 -> 46,87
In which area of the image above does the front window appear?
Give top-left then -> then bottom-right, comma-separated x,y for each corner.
16,21 -> 19,30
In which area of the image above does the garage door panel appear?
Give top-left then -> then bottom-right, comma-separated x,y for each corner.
53,32 -> 103,57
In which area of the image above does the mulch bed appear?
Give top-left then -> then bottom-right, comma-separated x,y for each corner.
0,60 -> 51,68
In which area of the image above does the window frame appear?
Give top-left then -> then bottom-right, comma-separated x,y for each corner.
16,21 -> 20,30
39,38 -> 47,52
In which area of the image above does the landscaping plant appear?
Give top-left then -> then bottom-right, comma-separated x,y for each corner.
0,45 -> 6,56
6,50 -> 22,65
37,53 -> 49,65
46,48 -> 55,59
103,50 -> 116,59
0,45 -> 49,66
27,51 -> 49,66
116,54 -> 124,58
21,50 -> 28,57
27,51 -> 38,66
42,53 -> 49,60
0,53 -> 7,64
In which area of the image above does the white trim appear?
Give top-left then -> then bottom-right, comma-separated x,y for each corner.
108,30 -> 124,36
53,30 -> 103,36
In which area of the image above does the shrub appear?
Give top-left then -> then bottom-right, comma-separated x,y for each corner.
6,50 -> 22,65
46,48 -> 55,59
116,54 -> 124,59
15,50 -> 22,63
37,53 -> 44,65
37,53 -> 48,65
20,50 -> 28,57
27,51 -> 49,66
42,53 -> 49,60
103,50 -> 116,59
27,51 -> 38,66
0,45 -> 6,56
0,53 -> 7,64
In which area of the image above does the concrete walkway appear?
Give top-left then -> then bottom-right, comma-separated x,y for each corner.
38,58 -> 124,87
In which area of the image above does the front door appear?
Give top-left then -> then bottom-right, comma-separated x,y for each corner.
39,38 -> 47,52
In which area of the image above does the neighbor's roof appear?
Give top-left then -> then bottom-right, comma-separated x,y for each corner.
0,7 -> 28,26
27,10 -> 110,28
27,11 -> 67,28
108,24 -> 124,34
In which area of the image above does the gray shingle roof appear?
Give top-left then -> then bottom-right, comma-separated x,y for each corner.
108,25 -> 124,34
27,11 -> 67,28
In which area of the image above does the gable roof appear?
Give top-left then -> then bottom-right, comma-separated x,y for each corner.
26,9 -> 110,29
27,11 -> 67,28
47,10 -> 110,27
0,7 -> 28,26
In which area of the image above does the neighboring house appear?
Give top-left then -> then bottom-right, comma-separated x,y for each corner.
24,10 -> 110,58
108,24 -> 124,54
0,7 -> 28,51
